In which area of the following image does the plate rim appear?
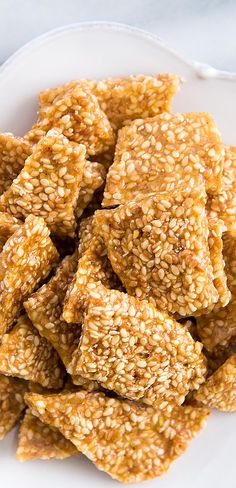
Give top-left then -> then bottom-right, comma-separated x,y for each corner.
0,21 -> 236,82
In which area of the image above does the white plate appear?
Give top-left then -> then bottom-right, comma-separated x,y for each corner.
0,21 -> 235,488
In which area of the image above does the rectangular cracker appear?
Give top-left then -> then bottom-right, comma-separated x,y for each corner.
197,233 -> 236,351
26,84 -> 115,155
0,375 -> 27,440
0,214 -> 59,339
207,146 -> 236,233
0,315 -> 65,388
25,389 -> 209,483
103,112 -> 224,206
24,254 -> 81,369
16,408 -> 77,460
0,130 -> 87,237
96,186 -> 224,317
69,285 -> 206,404
0,133 -> 32,195
194,354 -> 236,411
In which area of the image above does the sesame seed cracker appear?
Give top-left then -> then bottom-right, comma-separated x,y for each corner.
194,354 -> 236,411
0,374 -> 27,440
103,112 -> 224,207
25,389 -> 210,483
0,214 -> 59,340
0,314 -> 65,388
0,130 -> 87,237
70,285 -> 206,404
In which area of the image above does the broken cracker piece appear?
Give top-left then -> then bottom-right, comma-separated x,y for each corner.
0,214 -> 59,339
76,161 -> 106,219
0,129 -> 87,237
70,285 -> 206,404
96,186 -> 223,317
0,315 -> 64,388
26,84 -> 115,156
0,375 -> 27,440
0,211 -> 21,252
197,233 -> 236,351
207,146 -> 236,233
194,354 -> 236,411
103,112 -> 224,206
0,133 -> 32,195
16,408 -> 77,460
63,235 -> 122,324
25,389 -> 209,483
24,253 -> 81,369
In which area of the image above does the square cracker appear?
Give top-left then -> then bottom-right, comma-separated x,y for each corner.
96,186 -> 225,317
0,130 -> 87,237
0,315 -> 65,389
103,112 -> 224,207
0,374 -> 27,440
0,214 -> 58,339
25,389 -> 209,483
69,285 -> 206,404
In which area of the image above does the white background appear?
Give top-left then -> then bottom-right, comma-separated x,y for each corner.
0,0 -> 236,70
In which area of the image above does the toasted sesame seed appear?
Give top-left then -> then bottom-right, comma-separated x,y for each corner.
0,374 -> 27,441
0,215 -> 58,339
0,315 -> 64,388
71,286 -> 206,404
25,389 -> 209,483
0,130 -> 87,238
26,83 -> 115,156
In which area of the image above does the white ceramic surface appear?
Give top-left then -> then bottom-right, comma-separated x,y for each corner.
0,22 -> 235,488
1,0 -> 236,72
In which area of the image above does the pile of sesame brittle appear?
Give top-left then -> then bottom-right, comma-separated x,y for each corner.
0,73 -> 235,483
